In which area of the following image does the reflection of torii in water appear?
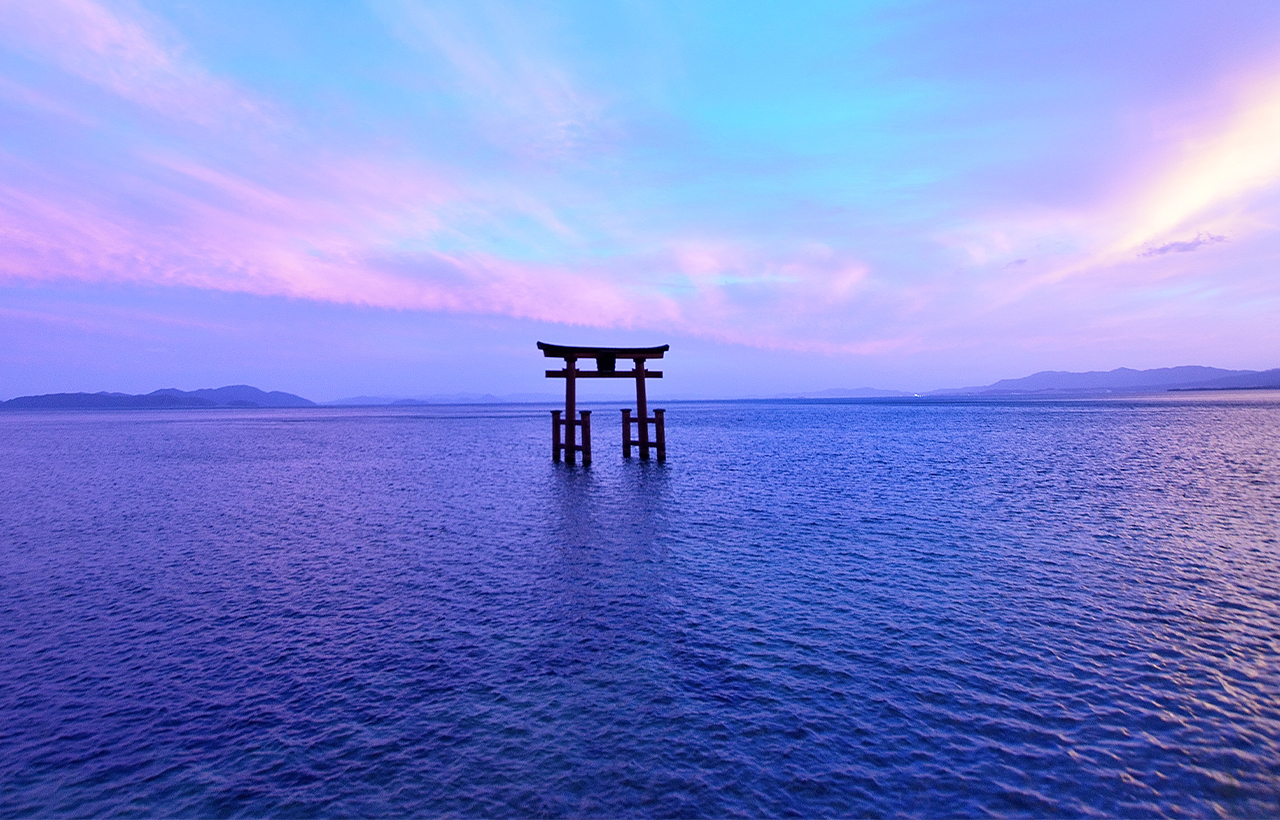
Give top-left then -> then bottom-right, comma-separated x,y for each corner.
537,342 -> 669,465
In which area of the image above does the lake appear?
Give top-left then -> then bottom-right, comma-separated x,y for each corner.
1,396 -> 1278,817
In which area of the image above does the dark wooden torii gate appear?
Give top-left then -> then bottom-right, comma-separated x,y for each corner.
537,342 -> 669,464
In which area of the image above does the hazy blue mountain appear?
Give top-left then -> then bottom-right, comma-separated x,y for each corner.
776,387 -> 915,398
930,366 -> 1266,396
149,385 -> 315,407
2,385 -> 314,409
1168,368 -> 1280,391
2,392 -> 216,409
323,395 -> 402,406
324,392 -> 560,406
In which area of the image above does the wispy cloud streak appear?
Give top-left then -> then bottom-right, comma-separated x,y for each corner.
1140,232 -> 1228,257
0,0 -> 271,127
0,0 -> 1278,367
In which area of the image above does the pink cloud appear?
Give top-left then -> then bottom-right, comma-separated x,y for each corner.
0,155 -> 686,329
4,0 -> 1276,370
0,75 -> 96,125
0,0 -> 916,354
0,0 -> 274,129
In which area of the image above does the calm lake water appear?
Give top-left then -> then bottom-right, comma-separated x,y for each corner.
1,396 -> 1278,817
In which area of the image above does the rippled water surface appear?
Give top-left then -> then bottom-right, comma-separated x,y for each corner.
2,396 -> 1279,817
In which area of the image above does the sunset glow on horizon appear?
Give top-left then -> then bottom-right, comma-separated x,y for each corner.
2,0 -> 1279,399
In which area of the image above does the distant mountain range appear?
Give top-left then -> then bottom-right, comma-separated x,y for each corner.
776,387 -> 915,399
324,391 -> 560,406
928,366 -> 1280,396
3,366 -> 1278,409
1,385 -> 315,410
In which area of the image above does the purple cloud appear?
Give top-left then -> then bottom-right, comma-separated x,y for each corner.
1140,233 -> 1228,257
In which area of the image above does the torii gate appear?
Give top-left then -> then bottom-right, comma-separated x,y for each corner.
537,342 -> 669,464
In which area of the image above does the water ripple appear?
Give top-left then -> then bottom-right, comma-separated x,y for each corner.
1,397 -> 1278,816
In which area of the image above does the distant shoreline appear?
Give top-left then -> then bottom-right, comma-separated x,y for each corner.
4,367 -> 1278,408
1166,385 -> 1280,392
6,390 -> 1280,411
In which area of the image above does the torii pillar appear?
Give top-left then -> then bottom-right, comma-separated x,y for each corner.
537,342 -> 669,464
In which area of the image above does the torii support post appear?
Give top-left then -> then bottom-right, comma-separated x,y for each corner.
538,342 -> 668,463
551,409 -> 592,463
621,402 -> 666,462
622,407 -> 665,461
654,408 -> 665,461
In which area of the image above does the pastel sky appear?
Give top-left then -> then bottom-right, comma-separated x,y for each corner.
2,0 -> 1279,400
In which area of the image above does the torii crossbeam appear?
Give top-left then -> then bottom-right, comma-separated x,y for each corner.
537,342 -> 669,464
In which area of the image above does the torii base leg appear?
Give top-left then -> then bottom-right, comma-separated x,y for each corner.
622,408 -> 665,461
654,408 -> 665,462
552,410 -> 591,464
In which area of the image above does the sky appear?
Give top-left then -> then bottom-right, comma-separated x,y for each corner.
2,0 -> 1279,401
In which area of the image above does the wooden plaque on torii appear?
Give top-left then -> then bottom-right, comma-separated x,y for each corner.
537,342 -> 669,464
